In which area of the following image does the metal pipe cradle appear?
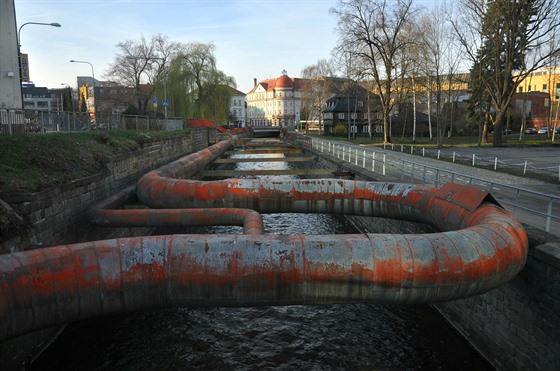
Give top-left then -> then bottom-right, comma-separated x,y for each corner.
0,137 -> 528,341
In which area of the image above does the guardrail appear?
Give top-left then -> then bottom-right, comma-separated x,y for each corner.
1,110 -> 186,134
305,136 -> 560,236
380,142 -> 560,181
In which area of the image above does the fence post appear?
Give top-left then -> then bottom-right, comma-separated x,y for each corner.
453,151 -> 456,162
372,151 -> 375,172
401,144 -> 404,152
363,150 -> 366,168
355,148 -> 359,165
437,150 -> 441,160
383,154 -> 386,176
524,160 -> 528,174
546,199 -> 553,233
472,154 -> 476,166
494,157 -> 498,170
422,147 -> 425,157
411,146 -> 414,154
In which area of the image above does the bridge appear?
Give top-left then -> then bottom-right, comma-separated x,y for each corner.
251,126 -> 282,137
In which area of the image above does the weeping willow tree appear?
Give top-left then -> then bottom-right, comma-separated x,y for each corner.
166,42 -> 235,122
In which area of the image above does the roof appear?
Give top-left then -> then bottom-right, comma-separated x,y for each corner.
248,73 -> 303,94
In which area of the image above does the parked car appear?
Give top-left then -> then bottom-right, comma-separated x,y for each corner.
555,126 -> 560,134
537,126 -> 548,134
524,127 -> 537,134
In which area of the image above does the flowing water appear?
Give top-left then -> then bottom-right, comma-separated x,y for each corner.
30,149 -> 493,370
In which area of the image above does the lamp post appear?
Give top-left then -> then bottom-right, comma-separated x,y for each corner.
16,22 -> 61,111
126,55 -> 168,118
70,60 -> 96,125
17,22 -> 61,47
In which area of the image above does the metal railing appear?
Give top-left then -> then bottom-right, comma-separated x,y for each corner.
0,109 -> 185,134
380,142 -> 560,181
306,136 -> 560,235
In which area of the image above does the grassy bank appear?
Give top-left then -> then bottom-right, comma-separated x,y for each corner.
311,133 -> 558,148
0,130 -> 190,194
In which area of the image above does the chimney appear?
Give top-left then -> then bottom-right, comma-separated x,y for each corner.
253,78 -> 257,87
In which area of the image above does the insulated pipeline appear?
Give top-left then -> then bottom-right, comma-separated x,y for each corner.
0,138 -> 529,342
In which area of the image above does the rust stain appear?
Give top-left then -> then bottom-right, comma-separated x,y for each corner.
0,137 -> 529,341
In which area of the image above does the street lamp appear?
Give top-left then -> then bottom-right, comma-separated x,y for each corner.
16,22 -> 61,109
70,60 -> 95,125
126,55 -> 168,118
17,22 -> 61,47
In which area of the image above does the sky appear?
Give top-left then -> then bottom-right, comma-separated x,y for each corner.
14,0 -> 438,94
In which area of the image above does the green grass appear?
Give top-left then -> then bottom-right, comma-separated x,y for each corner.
309,133 -> 559,148
0,130 -> 191,194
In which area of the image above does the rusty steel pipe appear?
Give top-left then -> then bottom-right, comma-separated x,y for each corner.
87,185 -> 265,235
0,139 -> 529,341
0,200 -> 526,341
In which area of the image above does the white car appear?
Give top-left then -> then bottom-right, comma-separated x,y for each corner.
537,126 -> 548,134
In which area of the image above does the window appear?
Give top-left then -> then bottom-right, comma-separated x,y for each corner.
338,113 -> 345,119
518,86 -> 523,93
350,112 -> 357,119
528,85 -> 532,92
543,84 -> 547,92
358,101 -> 363,107
350,125 -> 357,133
556,83 -> 560,99
362,125 -> 369,133
364,112 -> 368,119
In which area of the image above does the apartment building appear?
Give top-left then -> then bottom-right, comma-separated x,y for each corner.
228,88 -> 246,128
246,70 -> 302,127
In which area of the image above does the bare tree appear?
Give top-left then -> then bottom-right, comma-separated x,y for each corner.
300,59 -> 336,134
331,0 -> 417,144
415,3 -> 460,147
106,34 -> 178,115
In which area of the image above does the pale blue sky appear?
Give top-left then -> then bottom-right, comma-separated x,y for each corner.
15,0 -> 438,93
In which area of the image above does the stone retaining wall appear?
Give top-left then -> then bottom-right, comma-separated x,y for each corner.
0,128 -> 210,370
0,127 -> 209,254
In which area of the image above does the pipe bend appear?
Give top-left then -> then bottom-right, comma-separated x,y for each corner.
0,139 -> 529,342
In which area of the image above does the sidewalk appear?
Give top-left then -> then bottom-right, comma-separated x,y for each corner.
307,138 -> 560,236
377,144 -> 560,195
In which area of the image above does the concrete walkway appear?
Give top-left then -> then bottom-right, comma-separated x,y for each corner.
308,138 -> 560,236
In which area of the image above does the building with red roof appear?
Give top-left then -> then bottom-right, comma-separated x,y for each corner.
246,70 -> 303,127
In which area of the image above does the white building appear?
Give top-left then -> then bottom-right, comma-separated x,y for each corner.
229,88 -> 246,128
246,70 -> 302,127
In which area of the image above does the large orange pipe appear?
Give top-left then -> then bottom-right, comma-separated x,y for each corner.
0,139 -> 529,341
87,185 -> 265,235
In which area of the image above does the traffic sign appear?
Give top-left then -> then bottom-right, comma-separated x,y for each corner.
162,99 -> 169,106
153,96 -> 158,104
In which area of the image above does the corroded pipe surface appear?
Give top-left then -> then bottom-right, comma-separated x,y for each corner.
87,185 -> 265,235
0,139 -> 529,342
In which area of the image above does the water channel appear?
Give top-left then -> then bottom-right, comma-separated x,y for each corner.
30,149 -> 493,370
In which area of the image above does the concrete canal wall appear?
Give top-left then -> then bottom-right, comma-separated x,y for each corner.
310,145 -> 560,371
